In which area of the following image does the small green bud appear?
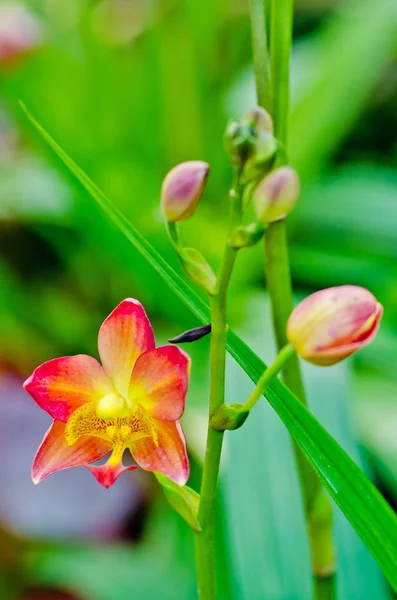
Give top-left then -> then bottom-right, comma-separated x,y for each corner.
224,107 -> 277,183
253,166 -> 300,224
229,222 -> 265,249
161,161 -> 210,222
240,107 -> 273,135
210,403 -> 249,432
224,119 -> 252,167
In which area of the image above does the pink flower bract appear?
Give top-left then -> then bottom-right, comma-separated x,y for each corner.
24,299 -> 190,488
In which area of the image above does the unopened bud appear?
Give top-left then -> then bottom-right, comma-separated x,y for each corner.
224,120 -> 247,167
161,161 -> 209,222
225,107 -> 276,180
253,166 -> 300,224
240,107 -> 273,135
287,285 -> 383,366
169,323 -> 212,344
210,403 -> 249,432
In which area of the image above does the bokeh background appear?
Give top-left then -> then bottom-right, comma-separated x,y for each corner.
1,0 -> 397,598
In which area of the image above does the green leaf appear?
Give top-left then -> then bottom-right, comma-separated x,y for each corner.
155,473 -> 201,533
21,103 -> 397,592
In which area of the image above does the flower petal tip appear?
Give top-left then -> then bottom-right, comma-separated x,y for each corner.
98,298 -> 155,397
175,472 -> 189,487
22,374 -> 32,391
86,462 -> 138,489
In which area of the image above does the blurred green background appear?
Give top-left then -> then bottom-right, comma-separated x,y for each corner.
1,0 -> 397,598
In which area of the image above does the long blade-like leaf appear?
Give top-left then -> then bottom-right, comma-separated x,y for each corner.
21,103 -> 397,591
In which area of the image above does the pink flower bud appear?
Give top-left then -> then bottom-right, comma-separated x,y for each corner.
253,166 -> 300,224
287,285 -> 383,366
161,161 -> 209,222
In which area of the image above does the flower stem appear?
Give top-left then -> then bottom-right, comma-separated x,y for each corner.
249,0 -> 271,111
269,0 -> 294,146
249,0 -> 336,586
194,186 -> 242,599
242,343 -> 295,412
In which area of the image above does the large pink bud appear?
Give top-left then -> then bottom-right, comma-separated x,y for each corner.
287,285 -> 383,366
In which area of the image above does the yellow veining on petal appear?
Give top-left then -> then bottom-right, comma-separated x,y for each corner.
65,401 -> 159,459
65,403 -> 110,446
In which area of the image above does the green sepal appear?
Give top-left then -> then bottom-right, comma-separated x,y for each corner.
180,247 -> 216,295
210,403 -> 249,432
239,137 -> 277,185
229,222 -> 266,249
155,473 -> 201,533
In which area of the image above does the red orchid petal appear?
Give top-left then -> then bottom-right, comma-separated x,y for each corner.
24,355 -> 113,422
32,420 -> 112,484
98,299 -> 155,397
86,462 -> 138,489
130,420 -> 189,486
129,346 -> 190,421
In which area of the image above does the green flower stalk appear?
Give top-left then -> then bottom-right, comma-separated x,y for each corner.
248,0 -> 337,589
194,182 -> 243,599
163,158 -> 244,599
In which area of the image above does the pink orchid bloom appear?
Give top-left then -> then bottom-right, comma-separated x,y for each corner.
24,299 -> 190,488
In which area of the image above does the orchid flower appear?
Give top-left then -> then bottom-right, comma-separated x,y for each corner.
24,299 -> 190,488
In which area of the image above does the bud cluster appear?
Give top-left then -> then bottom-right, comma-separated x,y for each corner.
225,107 -> 277,184
160,110 -> 383,372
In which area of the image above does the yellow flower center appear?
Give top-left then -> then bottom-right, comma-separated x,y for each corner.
64,400 -> 159,462
95,391 -> 129,420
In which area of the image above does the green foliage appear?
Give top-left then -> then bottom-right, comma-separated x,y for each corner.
22,106 -> 397,592
2,1 -> 397,597
25,505 -> 197,600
